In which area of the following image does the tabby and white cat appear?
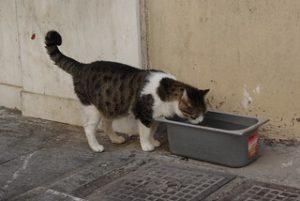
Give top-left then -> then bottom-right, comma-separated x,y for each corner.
45,31 -> 209,152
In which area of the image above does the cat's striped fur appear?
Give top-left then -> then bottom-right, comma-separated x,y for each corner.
45,30 -> 209,152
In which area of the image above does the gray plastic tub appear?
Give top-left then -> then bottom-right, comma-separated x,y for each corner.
156,111 -> 269,167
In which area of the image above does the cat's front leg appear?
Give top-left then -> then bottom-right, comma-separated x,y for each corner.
138,121 -> 161,151
138,121 -> 155,151
150,122 -> 161,147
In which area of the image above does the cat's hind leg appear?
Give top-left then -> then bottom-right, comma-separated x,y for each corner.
111,115 -> 139,136
81,105 -> 104,152
102,118 -> 126,144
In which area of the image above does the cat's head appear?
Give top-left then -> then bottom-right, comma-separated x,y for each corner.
157,78 -> 209,124
176,87 -> 209,124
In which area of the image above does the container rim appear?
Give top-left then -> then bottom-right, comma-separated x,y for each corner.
155,110 -> 269,135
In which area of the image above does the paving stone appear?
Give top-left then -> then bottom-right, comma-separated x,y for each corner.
0,112 -> 85,164
221,180 -> 300,201
2,107 -> 300,201
11,187 -> 87,201
0,147 -> 96,200
87,161 -> 235,201
49,152 -> 150,198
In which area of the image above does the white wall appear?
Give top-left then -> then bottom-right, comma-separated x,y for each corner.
0,0 -> 142,125
0,0 -> 22,109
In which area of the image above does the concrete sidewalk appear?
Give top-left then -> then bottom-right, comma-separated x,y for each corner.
0,107 -> 300,201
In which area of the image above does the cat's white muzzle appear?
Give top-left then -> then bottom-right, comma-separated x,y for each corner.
189,115 -> 204,124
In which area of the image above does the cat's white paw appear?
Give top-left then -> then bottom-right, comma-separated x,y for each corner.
141,143 -> 155,152
125,132 -> 139,137
111,135 -> 126,144
151,139 -> 161,147
90,144 -> 104,152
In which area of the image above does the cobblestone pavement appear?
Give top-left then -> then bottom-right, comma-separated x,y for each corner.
1,107 -> 300,201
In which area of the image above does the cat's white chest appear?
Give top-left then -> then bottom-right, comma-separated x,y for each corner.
153,101 -> 176,118
141,72 -> 179,118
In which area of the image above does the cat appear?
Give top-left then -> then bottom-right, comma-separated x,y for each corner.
45,30 -> 209,152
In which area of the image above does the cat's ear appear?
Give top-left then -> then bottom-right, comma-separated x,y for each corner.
200,89 -> 210,96
181,89 -> 189,101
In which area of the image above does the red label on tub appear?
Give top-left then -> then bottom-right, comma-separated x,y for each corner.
248,132 -> 259,157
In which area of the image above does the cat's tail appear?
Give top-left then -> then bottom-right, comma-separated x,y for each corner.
45,30 -> 81,75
